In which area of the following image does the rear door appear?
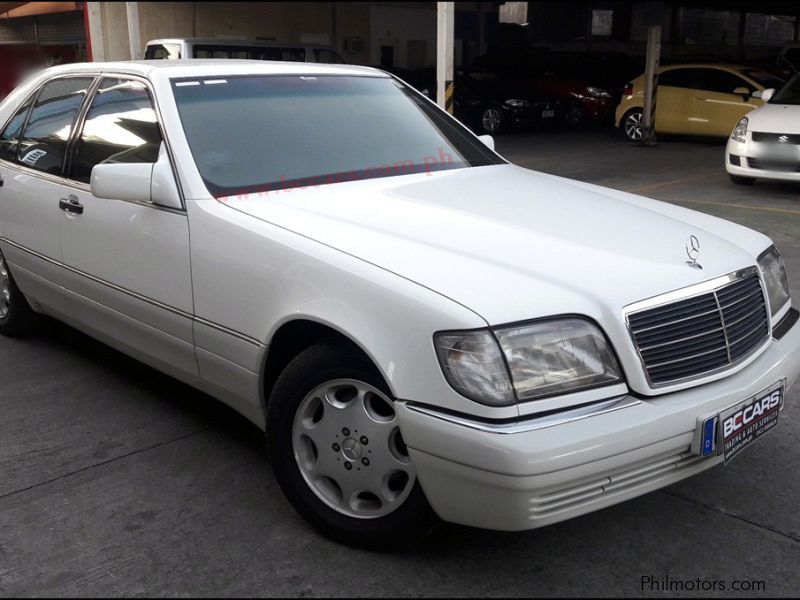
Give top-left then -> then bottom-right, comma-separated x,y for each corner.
57,76 -> 197,379
0,76 -> 94,292
690,68 -> 760,136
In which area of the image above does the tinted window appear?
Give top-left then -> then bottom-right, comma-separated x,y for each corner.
0,96 -> 33,162
659,68 -> 701,89
144,43 -> 181,60
698,69 -> 751,94
172,75 -> 501,197
18,77 -> 93,174
741,69 -> 784,90
71,78 -> 162,183
313,49 -> 344,64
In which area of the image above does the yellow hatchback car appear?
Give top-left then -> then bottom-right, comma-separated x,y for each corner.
615,63 -> 784,141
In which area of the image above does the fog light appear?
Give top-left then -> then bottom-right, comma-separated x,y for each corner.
729,154 -> 741,166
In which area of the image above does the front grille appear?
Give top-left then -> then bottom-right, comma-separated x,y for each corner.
747,157 -> 800,172
751,132 -> 800,144
627,272 -> 769,385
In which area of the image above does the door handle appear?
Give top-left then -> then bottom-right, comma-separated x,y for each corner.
59,195 -> 84,215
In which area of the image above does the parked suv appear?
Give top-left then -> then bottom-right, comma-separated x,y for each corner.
144,38 -> 345,64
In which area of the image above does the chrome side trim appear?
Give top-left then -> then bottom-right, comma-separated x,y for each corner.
0,237 -> 262,347
622,266 -> 771,389
403,396 -> 640,435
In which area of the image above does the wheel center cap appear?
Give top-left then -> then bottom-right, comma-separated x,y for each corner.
341,438 -> 362,461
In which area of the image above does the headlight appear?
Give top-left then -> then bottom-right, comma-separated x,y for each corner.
732,117 -> 748,143
758,246 -> 791,316
434,330 -> 515,406
586,86 -> 611,98
504,99 -> 530,108
435,319 -> 621,405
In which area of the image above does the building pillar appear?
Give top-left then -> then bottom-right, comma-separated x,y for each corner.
126,1 -> 141,60
436,2 -> 455,114
85,1 -> 105,61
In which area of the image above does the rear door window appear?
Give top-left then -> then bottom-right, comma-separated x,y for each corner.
659,68 -> 701,89
0,96 -> 33,162
17,77 -> 93,175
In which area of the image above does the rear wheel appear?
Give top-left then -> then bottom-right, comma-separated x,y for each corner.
267,342 -> 437,549
729,173 -> 756,186
0,250 -> 36,337
622,108 -> 643,142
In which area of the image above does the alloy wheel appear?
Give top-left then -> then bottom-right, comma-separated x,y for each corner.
0,253 -> 10,319
481,108 -> 503,134
292,379 -> 415,519
625,111 -> 643,141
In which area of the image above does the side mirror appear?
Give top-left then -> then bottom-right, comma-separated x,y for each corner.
477,134 -> 495,150
90,143 -> 182,210
733,86 -> 751,99
759,88 -> 775,102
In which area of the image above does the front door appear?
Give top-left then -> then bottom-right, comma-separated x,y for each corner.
57,77 -> 197,380
690,68 -> 762,136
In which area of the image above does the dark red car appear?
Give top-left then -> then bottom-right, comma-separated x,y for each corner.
470,55 -> 614,126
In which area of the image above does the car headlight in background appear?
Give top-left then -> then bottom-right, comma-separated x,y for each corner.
504,99 -> 531,108
586,86 -> 611,99
732,117 -> 748,143
758,246 -> 791,316
435,318 -> 621,406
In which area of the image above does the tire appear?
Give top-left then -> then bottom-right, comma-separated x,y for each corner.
480,106 -> 504,134
621,108 -> 644,142
267,342 -> 438,550
0,249 -> 36,337
729,173 -> 756,186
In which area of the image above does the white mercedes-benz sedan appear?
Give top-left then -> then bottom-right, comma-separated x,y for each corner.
1,61 -> 799,549
726,74 -> 800,185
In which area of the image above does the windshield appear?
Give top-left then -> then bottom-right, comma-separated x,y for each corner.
172,75 -> 501,197
740,69 -> 784,90
770,74 -> 800,105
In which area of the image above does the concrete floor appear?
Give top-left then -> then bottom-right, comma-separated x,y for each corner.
2,129 -> 800,597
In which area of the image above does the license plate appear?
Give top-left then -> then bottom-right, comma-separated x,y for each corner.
698,381 -> 784,463
762,144 -> 797,162
541,109 -> 555,118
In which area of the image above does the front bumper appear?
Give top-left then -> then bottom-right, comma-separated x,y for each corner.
726,137 -> 800,182
397,313 -> 800,531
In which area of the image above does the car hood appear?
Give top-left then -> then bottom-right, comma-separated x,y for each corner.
746,102 -> 800,132
222,164 -> 770,326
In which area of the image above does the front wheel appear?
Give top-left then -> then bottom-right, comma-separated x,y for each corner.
480,107 -> 504,134
621,108 -> 643,142
267,342 -> 437,549
729,173 -> 756,186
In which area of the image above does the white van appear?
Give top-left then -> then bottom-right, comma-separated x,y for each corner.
144,38 -> 345,64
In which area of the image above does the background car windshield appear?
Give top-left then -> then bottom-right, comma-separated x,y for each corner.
740,69 -> 784,90
171,75 -> 501,197
770,74 -> 800,105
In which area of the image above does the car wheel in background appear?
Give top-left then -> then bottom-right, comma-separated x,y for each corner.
481,107 -> 504,134
729,173 -> 756,186
622,108 -> 644,142
267,342 -> 437,549
565,104 -> 584,127
0,250 -> 36,337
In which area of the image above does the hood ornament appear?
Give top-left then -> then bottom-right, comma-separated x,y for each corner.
685,235 -> 702,270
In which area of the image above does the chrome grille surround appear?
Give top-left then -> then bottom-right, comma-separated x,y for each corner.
623,267 -> 771,388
